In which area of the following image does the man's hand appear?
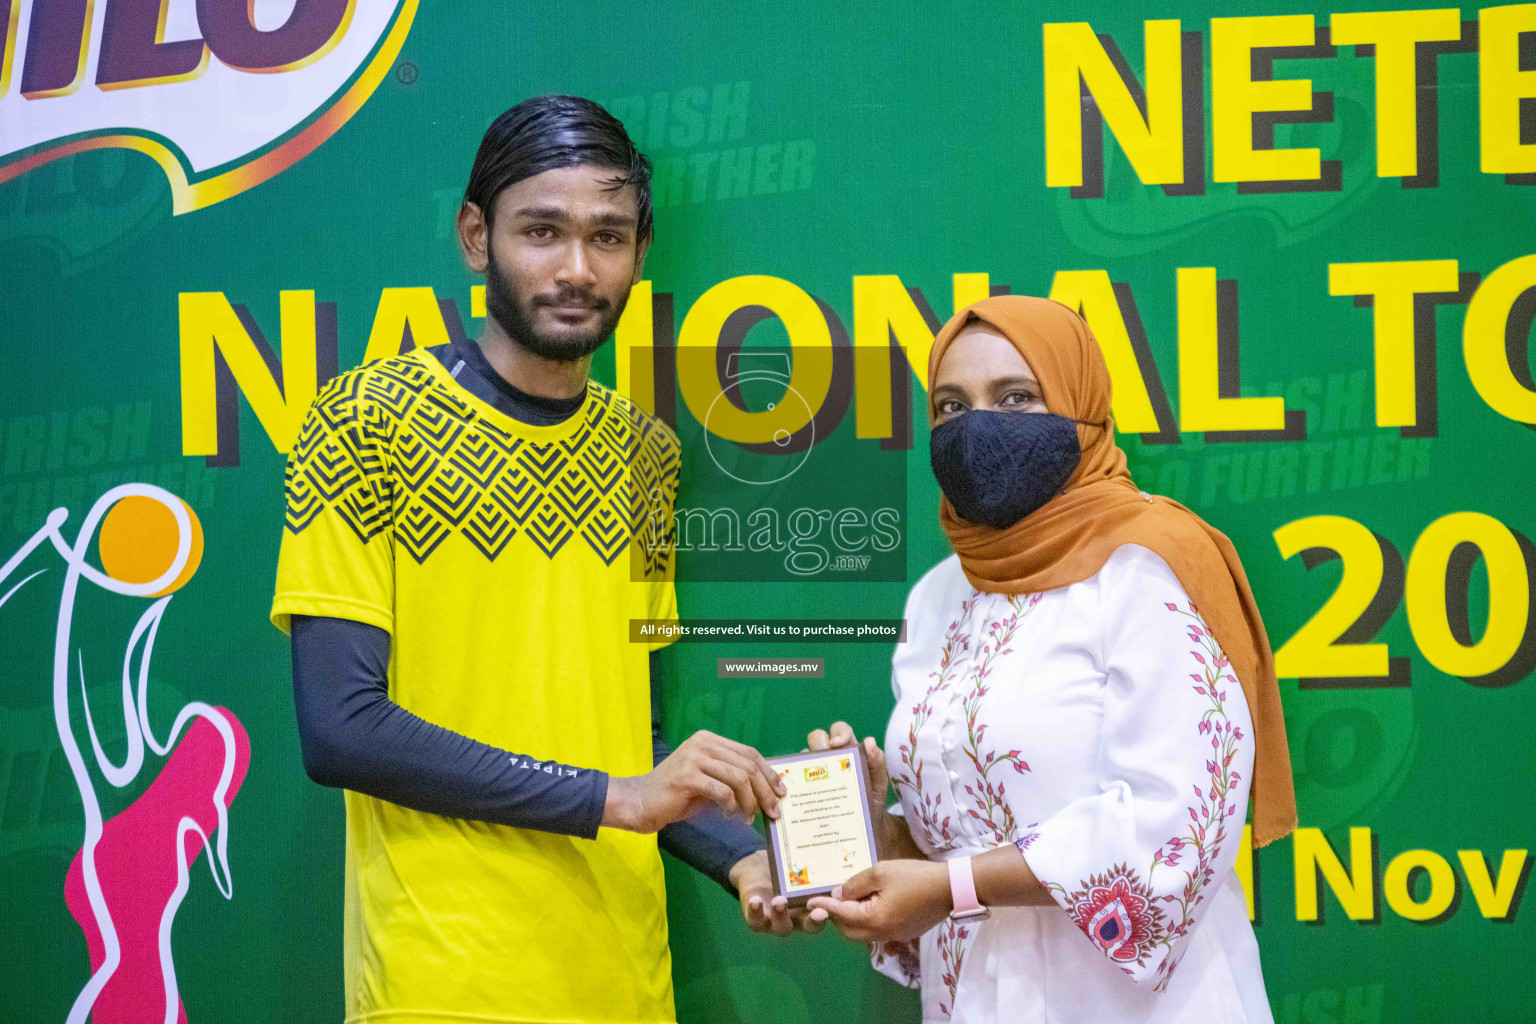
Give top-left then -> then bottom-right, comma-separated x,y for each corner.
729,850 -> 828,936
603,730 -> 785,834
805,859 -> 952,943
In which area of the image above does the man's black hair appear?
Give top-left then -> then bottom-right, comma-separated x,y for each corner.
464,95 -> 653,242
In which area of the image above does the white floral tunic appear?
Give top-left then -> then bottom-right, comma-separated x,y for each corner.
875,544 -> 1272,1024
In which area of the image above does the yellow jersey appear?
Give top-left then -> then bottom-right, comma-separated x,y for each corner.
272,347 -> 680,1024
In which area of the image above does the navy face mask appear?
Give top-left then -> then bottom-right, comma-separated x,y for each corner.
929,410 -> 1085,530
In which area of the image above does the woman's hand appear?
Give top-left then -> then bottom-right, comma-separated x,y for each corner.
806,859 -> 952,943
729,850 -> 828,936
807,721 -> 895,853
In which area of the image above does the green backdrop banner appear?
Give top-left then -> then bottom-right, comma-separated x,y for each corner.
2,2 -> 1532,1022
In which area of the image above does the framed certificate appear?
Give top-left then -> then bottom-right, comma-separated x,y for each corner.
764,746 -> 880,906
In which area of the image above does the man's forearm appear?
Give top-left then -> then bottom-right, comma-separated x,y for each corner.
602,775 -> 644,831
292,619 -> 775,867
291,615 -> 608,838
649,733 -> 766,893
648,650 -> 766,893
656,803 -> 765,894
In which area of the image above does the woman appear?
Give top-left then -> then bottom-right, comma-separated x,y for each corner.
805,296 -> 1295,1023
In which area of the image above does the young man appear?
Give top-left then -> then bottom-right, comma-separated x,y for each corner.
272,96 -> 806,1024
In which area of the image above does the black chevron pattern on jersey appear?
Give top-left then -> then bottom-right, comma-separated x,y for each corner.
336,479 -> 390,543
581,504 -> 630,564
413,396 -> 468,456
463,501 -> 515,560
284,462 -> 323,534
451,434 -> 508,490
514,444 -> 568,488
363,362 -> 423,421
397,503 -> 449,562
284,418 -> 327,533
286,385 -> 394,543
476,418 -> 525,459
420,465 -> 477,527
487,472 -> 539,526
526,504 -> 575,558
283,353 -> 679,572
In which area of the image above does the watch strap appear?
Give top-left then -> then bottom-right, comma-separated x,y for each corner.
948,855 -> 988,920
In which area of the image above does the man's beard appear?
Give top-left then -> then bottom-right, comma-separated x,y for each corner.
483,242 -> 631,362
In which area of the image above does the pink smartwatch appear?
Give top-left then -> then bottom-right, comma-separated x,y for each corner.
948,855 -> 990,920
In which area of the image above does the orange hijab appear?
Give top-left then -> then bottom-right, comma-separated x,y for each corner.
928,295 -> 1296,848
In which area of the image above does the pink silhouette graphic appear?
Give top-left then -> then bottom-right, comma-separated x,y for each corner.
0,485 -> 248,1024
63,712 -> 250,1024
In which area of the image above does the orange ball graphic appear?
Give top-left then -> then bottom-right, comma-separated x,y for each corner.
98,495 -> 204,596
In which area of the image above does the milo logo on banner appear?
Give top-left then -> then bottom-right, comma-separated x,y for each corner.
0,0 -> 417,213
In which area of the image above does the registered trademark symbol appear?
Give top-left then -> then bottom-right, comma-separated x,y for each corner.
396,62 -> 417,84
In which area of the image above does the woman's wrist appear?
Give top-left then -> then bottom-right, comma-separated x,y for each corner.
873,812 -> 898,859
928,859 -> 955,913
971,844 -> 1057,907
879,814 -> 906,860
728,849 -> 767,890
875,811 -> 922,861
